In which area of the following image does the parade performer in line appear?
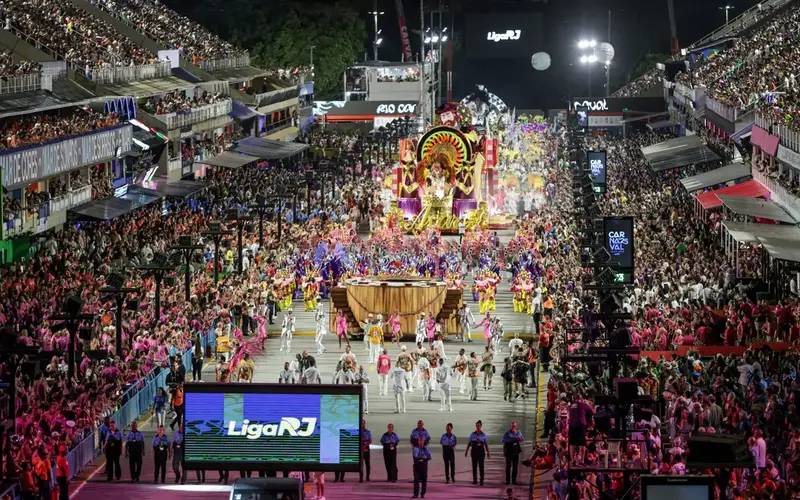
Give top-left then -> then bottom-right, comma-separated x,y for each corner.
425,312 -> 437,347
335,309 -> 350,348
475,271 -> 500,314
388,311 -> 402,348
474,312 -> 494,347
367,315 -> 384,364
280,309 -> 295,352
511,271 -> 534,314
459,303 -> 475,343
315,303 -> 328,354
303,270 -> 322,311
415,313 -> 427,345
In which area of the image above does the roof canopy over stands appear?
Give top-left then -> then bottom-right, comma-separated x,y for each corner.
679,162 -> 751,192
695,180 -> 769,209
719,195 -> 797,223
641,135 -> 721,171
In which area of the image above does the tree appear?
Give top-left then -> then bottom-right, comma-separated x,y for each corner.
167,0 -> 366,99
631,53 -> 670,80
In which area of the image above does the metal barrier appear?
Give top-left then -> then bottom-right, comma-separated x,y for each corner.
157,99 -> 232,130
706,95 -> 741,122
89,61 -> 171,84
756,109 -> 800,153
0,481 -> 20,500
49,186 -> 93,214
199,53 -> 251,72
0,72 -> 41,95
65,431 -> 98,480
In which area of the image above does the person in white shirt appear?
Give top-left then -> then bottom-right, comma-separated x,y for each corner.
435,362 -> 453,412
459,304 -> 475,342
315,303 -> 327,354
278,361 -> 295,384
431,334 -> 447,362
281,309 -> 295,352
355,365 -> 370,414
390,366 -> 407,413
508,332 -> 524,355
415,313 -> 427,345
418,355 -> 432,402
339,345 -> 357,370
301,359 -> 321,384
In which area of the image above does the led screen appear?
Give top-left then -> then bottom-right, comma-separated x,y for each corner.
183,384 -> 361,471
587,150 -> 607,193
603,216 -> 634,270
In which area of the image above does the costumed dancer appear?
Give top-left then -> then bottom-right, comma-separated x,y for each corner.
335,309 -> 350,348
388,311 -> 402,348
415,313 -> 427,345
368,315 -> 384,364
436,361 -> 453,412
454,349 -> 468,395
362,313 -> 375,353
355,365 -> 370,414
475,312 -> 494,347
280,309 -> 295,352
315,303 -> 327,355
303,271 -> 321,312
425,313 -> 437,347
459,303 -> 475,343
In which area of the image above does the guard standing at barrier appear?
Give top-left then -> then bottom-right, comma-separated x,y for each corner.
104,420 -> 123,481
411,437 -> 431,499
501,421 -> 524,485
380,423 -> 399,482
152,425 -> 170,483
124,421 -> 145,482
172,424 -> 185,484
360,419 -> 372,482
464,420 -> 490,486
439,423 -> 457,483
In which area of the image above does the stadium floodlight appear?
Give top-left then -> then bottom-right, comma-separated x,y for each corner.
580,55 -> 588,64
441,34 -> 448,42
578,39 -> 589,49
587,54 -> 598,64
431,34 -> 439,43
589,39 -> 597,48
424,36 -> 431,44
376,37 -> 383,45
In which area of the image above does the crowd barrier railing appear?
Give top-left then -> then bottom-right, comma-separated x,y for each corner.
89,61 -> 171,85
756,109 -> 800,153
0,481 -> 20,499
199,53 -> 251,73
157,99 -> 232,130
0,72 -> 41,95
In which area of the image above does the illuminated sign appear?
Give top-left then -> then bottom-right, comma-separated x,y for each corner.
573,99 -> 608,111
586,150 -> 607,194
376,103 -> 417,114
184,383 -> 361,471
603,217 -> 634,271
486,30 -> 522,42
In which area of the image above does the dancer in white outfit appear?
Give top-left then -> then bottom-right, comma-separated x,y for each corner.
459,303 -> 475,342
418,355 -> 432,402
280,309 -> 295,352
436,362 -> 453,412
355,365 -> 370,414
431,335 -> 447,362
314,303 -> 327,354
415,313 -> 427,345
390,366 -> 406,413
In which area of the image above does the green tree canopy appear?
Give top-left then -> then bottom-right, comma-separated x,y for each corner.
167,0 -> 366,99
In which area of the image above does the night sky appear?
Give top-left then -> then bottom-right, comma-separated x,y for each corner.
175,0 -> 757,109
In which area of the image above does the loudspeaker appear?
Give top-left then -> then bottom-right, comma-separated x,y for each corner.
614,378 -> 639,404
687,434 -> 754,468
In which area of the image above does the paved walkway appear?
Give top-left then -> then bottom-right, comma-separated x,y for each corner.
71,334 -> 539,499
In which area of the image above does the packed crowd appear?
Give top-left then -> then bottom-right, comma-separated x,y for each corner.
676,5 -> 800,124
95,0 -> 245,64
6,0 -> 156,70
0,107 -> 120,150
611,66 -> 663,98
141,90 -> 226,116
0,49 -> 40,78
531,127 -> 800,499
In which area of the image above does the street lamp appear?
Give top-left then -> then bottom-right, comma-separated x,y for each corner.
48,295 -> 95,383
368,5 -> 385,60
171,235 -> 203,301
577,38 -> 615,97
249,195 -> 273,249
99,271 -> 140,357
134,252 -> 175,326
226,208 -> 251,274
202,222 -> 233,286
719,4 -> 735,25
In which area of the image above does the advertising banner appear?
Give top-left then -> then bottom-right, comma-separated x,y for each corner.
395,0 -> 413,63
586,150 -> 607,193
465,13 -> 543,59
0,125 -> 133,189
183,383 -> 361,471
603,217 -> 635,279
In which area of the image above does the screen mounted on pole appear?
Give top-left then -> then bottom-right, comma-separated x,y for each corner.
183,383 -> 362,471
603,216 -> 634,271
